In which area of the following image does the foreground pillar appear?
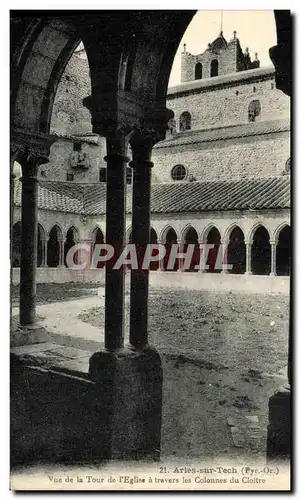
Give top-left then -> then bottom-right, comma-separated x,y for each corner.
267,29 -> 291,463
19,155 -> 45,326
129,132 -> 154,348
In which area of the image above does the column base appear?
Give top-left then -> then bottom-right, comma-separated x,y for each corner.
89,344 -> 162,460
267,384 -> 290,462
244,271 -> 252,276
270,272 -> 276,276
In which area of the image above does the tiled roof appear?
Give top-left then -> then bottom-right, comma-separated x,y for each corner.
14,177 -> 290,215
154,119 -> 290,149
167,66 -> 275,97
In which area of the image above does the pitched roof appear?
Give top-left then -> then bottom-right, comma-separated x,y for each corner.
167,66 -> 275,97
14,176 -> 290,215
154,119 -> 290,149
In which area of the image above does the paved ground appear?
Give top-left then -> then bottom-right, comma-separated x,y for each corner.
11,284 -> 289,461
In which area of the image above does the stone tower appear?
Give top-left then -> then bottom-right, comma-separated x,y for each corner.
181,31 -> 260,83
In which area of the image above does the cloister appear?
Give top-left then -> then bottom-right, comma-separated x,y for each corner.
12,220 -> 291,275
10,11 -> 291,464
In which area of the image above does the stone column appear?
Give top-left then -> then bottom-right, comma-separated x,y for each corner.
128,131 -> 155,348
58,237 -> 65,267
18,153 -> 47,326
157,240 -> 165,271
220,240 -> 229,274
267,28 -> 291,462
176,240 -> 185,272
270,241 -> 277,276
103,137 -> 128,350
245,241 -> 252,275
41,236 -> 48,267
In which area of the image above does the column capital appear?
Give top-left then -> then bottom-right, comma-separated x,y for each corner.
11,129 -> 56,167
83,90 -> 138,139
269,43 -> 291,96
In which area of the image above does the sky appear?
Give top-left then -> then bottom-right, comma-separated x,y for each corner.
168,10 -> 277,87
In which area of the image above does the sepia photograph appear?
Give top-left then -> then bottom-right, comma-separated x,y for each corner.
9,8 -> 291,491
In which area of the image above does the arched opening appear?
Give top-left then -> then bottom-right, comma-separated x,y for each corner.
195,62 -> 202,80
276,225 -> 290,276
12,222 -> 21,267
92,227 -> 105,268
210,59 -> 219,77
37,224 -> 45,267
183,226 -> 199,272
47,225 -> 62,267
227,227 -> 246,274
164,227 -> 178,271
206,227 -> 221,273
251,226 -> 271,275
64,227 -> 78,266
150,228 -> 159,271
179,111 -> 191,132
248,100 -> 261,122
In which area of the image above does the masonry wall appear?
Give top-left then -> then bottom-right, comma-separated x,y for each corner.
152,132 -> 290,182
167,75 -> 290,131
39,137 -> 107,183
50,53 -> 92,136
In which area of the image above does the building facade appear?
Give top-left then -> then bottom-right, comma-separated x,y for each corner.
12,32 -> 291,278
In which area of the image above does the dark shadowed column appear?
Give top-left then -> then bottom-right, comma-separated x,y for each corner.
267,17 -> 291,462
18,152 -> 50,326
129,132 -> 154,348
104,137 -> 129,350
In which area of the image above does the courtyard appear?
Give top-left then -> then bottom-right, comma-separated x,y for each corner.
11,282 -> 289,461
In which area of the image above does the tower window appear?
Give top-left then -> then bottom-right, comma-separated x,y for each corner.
248,100 -> 261,122
73,142 -> 82,152
210,59 -> 219,77
179,111 -> 191,132
195,62 -> 202,80
271,82 -> 275,90
99,167 -> 107,182
66,173 -> 74,181
285,158 -> 291,173
171,165 -> 187,181
253,86 -> 257,92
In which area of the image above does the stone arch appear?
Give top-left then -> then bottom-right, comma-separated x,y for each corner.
64,226 -> 79,266
47,224 -> 62,267
159,225 -> 179,244
273,222 -> 290,244
206,226 -> 222,273
163,226 -> 178,271
247,222 -> 271,244
251,225 -> 271,275
195,62 -> 202,80
227,226 -> 246,275
181,225 -> 199,272
210,59 -> 219,77
12,221 -> 21,267
276,225 -> 290,276
179,111 -> 191,132
91,226 -> 105,243
200,223 -> 221,243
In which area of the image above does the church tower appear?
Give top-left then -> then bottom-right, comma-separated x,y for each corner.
181,31 -> 260,83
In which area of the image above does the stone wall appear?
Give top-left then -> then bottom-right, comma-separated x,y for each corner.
167,74 -> 290,131
152,132 -> 290,182
39,137 -> 106,183
50,52 -> 92,136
